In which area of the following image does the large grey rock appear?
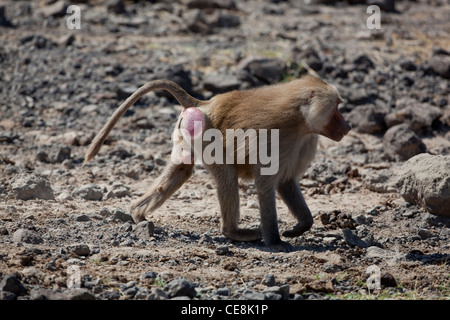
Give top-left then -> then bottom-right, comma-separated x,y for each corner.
395,154 -> 450,217
11,174 -> 55,201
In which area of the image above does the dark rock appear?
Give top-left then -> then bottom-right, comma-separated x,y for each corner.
367,0 -> 397,13
165,278 -> 196,299
55,146 -> 71,163
67,243 -> 91,256
116,85 -> 138,101
0,291 -> 17,300
203,72 -> 241,93
107,0 -> 126,14
148,287 -> 168,300
352,54 -> 375,70
215,245 -> 230,255
216,287 -> 230,296
238,57 -> 286,84
342,228 -> 368,248
112,207 -> 133,222
0,5 -> 13,27
36,150 -> 51,163
150,65 -> 193,100
380,273 -> 397,287
215,12 -> 240,28
399,58 -> 417,71
291,47 -> 323,71
19,34 -> 56,49
186,0 -> 237,10
0,274 -> 27,296
184,9 -> 240,33
383,124 -> 426,161
262,274 -> 276,287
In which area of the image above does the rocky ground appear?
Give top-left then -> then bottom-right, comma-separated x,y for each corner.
0,0 -> 449,301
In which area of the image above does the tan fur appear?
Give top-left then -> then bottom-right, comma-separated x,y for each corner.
84,75 -> 350,252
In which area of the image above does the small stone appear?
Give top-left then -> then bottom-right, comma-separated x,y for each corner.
70,214 -> 90,222
0,5 -> 13,27
105,183 -> 131,199
148,287 -> 168,300
66,288 -> 96,300
429,54 -> 450,79
238,57 -> 286,84
12,228 -> 43,244
216,287 -> 230,296
99,207 -> 112,217
342,228 -> 368,248
215,245 -> 230,255
56,192 -> 73,202
67,243 -> 90,256
55,146 -> 71,163
72,184 -> 104,201
262,274 -> 276,287
133,221 -> 155,239
203,72 -> 242,94
112,207 -> 133,222
107,0 -> 126,14
164,278 -> 196,299
140,272 -> 157,281
263,284 -> 290,300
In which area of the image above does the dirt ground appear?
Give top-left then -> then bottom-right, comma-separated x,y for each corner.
0,0 -> 449,300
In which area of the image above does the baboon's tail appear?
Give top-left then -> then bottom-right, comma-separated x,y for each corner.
83,80 -> 203,165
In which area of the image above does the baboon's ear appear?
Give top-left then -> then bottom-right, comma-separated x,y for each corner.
309,91 -> 315,100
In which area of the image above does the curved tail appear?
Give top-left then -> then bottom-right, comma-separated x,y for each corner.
83,80 -> 204,165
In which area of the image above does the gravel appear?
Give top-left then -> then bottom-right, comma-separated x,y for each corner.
0,0 -> 449,301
